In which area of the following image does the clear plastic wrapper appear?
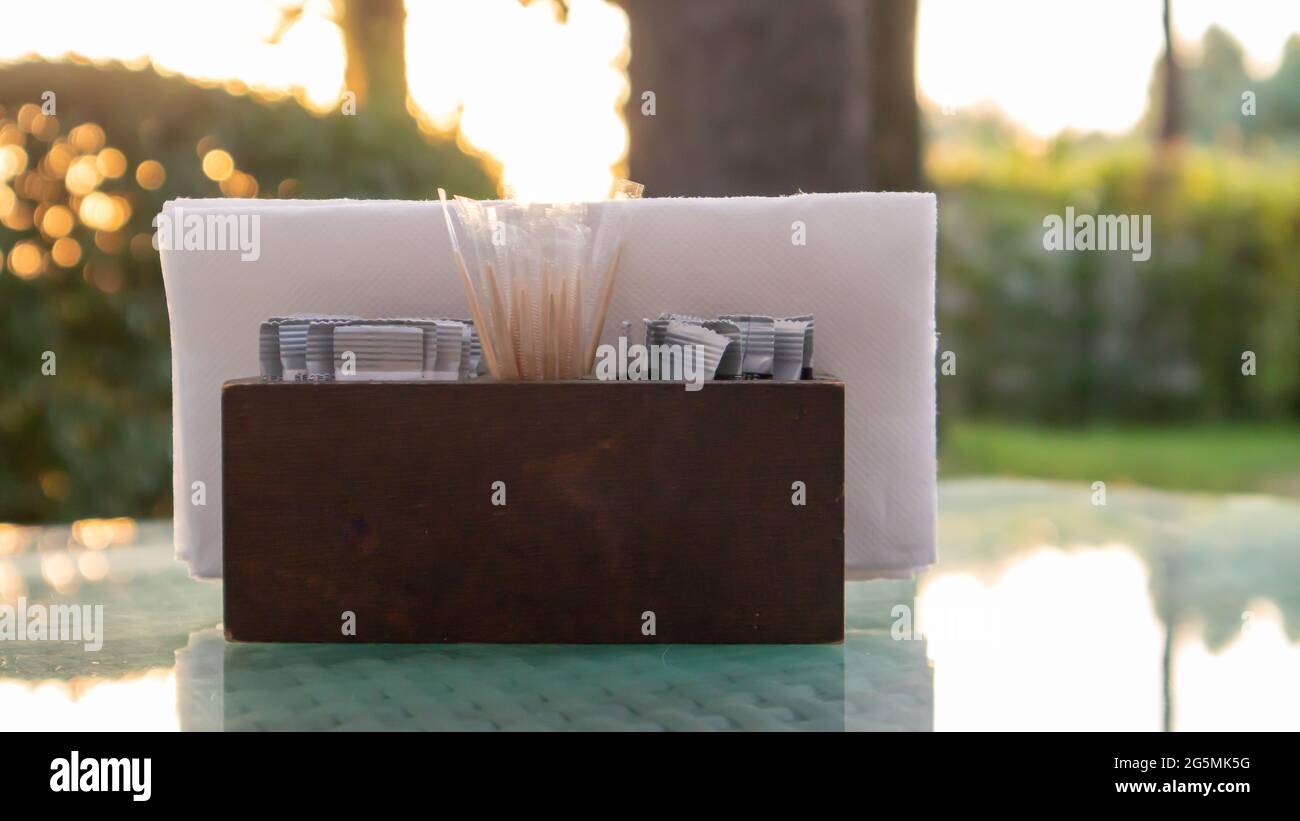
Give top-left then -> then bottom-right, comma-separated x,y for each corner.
439,182 -> 642,380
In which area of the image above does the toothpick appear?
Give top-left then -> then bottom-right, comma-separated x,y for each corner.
510,278 -> 525,379
539,261 -> 551,379
584,242 -> 623,373
483,262 -> 519,379
572,265 -> 583,378
514,280 -> 533,379
557,277 -> 570,378
548,290 -> 559,380
438,188 -> 501,379
453,251 -> 500,379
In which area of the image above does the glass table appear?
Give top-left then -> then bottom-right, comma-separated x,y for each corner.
2,478 -> 1297,731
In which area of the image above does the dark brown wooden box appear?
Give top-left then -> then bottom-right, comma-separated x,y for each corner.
222,377 -> 844,643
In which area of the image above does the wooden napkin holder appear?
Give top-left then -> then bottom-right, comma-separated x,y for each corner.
221,377 -> 844,643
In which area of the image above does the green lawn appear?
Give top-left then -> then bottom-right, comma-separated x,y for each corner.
939,422 -> 1300,497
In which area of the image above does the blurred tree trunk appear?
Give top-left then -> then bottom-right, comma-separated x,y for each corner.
337,0 -> 409,121
867,0 -> 920,191
1158,0 -> 1183,143
621,0 -> 920,196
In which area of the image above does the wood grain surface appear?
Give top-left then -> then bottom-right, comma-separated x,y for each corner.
222,378 -> 844,643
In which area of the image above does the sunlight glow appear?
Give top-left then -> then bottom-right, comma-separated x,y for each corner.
1174,601 -> 1300,731
920,544 -> 1300,731
919,545 -> 1165,731
918,0 -> 1300,137
0,0 -> 346,110
0,669 -> 179,731
406,0 -> 629,201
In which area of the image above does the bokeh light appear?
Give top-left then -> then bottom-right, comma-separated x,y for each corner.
1,199 -> 33,230
219,170 -> 258,198
39,470 -> 70,499
0,559 -> 23,603
84,258 -> 124,293
67,122 -> 105,153
64,154 -> 102,195
201,148 -> 234,182
41,203 -> 74,237
51,236 -> 82,267
96,147 -> 127,178
0,143 -> 28,179
0,524 -> 27,556
40,551 -> 79,594
68,517 -> 137,549
77,549 -> 110,582
43,142 -> 75,176
135,159 -> 166,190
94,230 -> 125,254
7,241 -> 43,278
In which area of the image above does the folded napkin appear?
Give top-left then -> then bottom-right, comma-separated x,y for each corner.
160,193 -> 937,579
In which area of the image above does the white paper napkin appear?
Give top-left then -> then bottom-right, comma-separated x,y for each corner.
160,193 -> 937,579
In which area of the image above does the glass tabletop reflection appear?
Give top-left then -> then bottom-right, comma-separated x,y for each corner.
1,478 -> 1297,731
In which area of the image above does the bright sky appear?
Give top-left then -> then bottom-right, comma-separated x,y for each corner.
0,0 -> 1296,197
918,0 -> 1300,136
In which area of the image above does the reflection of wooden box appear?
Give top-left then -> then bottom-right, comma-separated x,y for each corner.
221,377 -> 844,644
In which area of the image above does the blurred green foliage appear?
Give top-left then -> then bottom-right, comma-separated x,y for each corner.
933,139 -> 1300,424
941,421 -> 1300,496
0,62 -> 494,523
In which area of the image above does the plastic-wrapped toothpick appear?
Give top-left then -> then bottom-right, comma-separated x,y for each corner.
438,181 -> 643,380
